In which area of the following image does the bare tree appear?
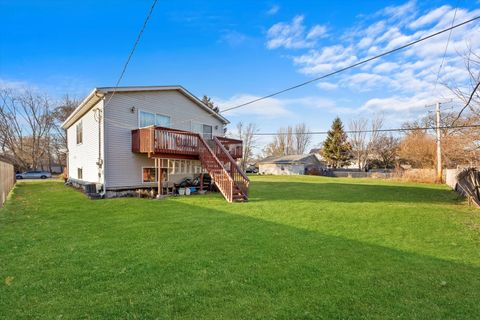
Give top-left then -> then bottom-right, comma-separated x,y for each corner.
348,116 -> 384,170
263,126 -> 296,157
447,46 -> 480,120
293,123 -> 312,154
373,135 -> 400,169
51,95 -> 78,166
235,122 -> 258,171
349,118 -> 368,170
0,89 -> 54,170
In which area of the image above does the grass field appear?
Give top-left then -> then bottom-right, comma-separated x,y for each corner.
1,176 -> 479,319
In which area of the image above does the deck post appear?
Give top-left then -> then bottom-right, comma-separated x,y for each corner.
156,158 -> 161,197
200,173 -> 203,192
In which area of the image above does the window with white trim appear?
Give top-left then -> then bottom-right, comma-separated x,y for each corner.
139,111 -> 171,128
203,125 -> 213,140
191,122 -> 213,140
76,121 -> 83,144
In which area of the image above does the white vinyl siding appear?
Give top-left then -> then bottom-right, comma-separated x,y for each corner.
103,90 -> 224,189
67,102 -> 104,184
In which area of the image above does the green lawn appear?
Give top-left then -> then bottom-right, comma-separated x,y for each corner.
1,176 -> 479,319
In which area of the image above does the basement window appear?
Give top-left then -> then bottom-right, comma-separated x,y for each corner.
142,167 -> 157,183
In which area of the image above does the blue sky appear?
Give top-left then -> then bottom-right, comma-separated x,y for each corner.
1,0 -> 479,150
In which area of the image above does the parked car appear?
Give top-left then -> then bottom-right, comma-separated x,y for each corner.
16,171 -> 52,179
246,166 -> 258,174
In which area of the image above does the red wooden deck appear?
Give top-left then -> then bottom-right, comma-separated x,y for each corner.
132,126 -> 243,159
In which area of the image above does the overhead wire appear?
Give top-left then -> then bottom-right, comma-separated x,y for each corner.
433,3 -> 459,92
251,124 -> 480,136
102,0 -> 158,109
166,15 -> 480,129
219,15 -> 480,114
95,9 -> 479,140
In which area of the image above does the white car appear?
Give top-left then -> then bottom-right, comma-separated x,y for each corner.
16,171 -> 52,179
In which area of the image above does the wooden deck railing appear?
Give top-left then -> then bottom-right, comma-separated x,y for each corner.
216,137 -> 243,159
213,137 -> 249,199
132,127 -> 154,153
132,126 -> 199,155
132,127 -> 244,158
197,135 -> 236,202
153,127 -> 199,155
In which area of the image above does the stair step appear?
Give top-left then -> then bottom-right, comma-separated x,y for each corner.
232,194 -> 247,201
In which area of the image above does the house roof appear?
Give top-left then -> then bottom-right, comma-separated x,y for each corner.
61,85 -> 229,129
259,154 -> 321,165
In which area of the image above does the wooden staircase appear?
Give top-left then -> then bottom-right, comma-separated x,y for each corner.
197,135 -> 249,202
131,126 -> 249,203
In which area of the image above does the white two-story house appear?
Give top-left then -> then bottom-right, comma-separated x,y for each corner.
62,86 -> 249,202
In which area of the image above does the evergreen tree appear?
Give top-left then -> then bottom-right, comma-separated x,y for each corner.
321,117 -> 352,168
201,95 -> 220,113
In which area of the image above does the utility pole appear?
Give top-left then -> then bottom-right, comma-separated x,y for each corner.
435,102 -> 443,183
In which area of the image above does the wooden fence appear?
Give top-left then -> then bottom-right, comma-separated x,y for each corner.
455,168 -> 480,207
0,161 -> 15,208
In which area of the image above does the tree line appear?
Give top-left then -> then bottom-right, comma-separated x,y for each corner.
257,110 -> 478,171
0,89 -> 78,172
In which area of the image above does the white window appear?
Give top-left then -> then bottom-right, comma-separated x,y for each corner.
77,168 -> 83,179
203,125 -> 213,140
139,111 -> 171,128
156,114 -> 170,127
76,121 -> 83,144
191,122 -> 213,140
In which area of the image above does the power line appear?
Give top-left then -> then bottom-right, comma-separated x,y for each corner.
252,124 -> 480,136
433,2 -> 459,91
220,15 -> 480,114
103,0 -> 158,108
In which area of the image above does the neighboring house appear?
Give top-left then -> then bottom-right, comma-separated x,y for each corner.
61,86 -> 248,202
258,154 -> 326,175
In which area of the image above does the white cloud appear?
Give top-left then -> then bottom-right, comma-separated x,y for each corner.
293,45 -> 358,74
266,15 -> 327,49
408,5 -> 451,29
0,78 -> 30,90
216,94 -> 292,117
217,94 -> 351,118
358,37 -> 373,49
267,5 -> 279,15
220,30 -> 247,46
380,0 -> 417,21
317,82 -> 338,90
306,25 -> 327,40
360,92 -> 431,112
372,62 -> 399,73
